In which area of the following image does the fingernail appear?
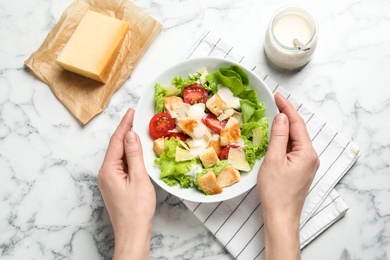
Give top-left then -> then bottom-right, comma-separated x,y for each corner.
125,131 -> 137,144
276,92 -> 287,100
275,113 -> 287,124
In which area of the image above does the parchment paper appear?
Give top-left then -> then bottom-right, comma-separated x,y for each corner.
24,0 -> 162,124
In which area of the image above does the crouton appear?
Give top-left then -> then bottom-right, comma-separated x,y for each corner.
199,146 -> 219,168
206,94 -> 227,116
207,134 -> 221,157
153,138 -> 165,157
217,165 -> 241,187
197,171 -> 222,195
220,117 -> 241,146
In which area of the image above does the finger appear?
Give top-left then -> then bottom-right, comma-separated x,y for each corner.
104,108 -> 135,163
274,93 -> 311,146
124,131 -> 148,182
265,113 -> 290,162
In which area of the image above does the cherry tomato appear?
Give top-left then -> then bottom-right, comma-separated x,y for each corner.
149,113 -> 175,139
219,144 -> 240,160
165,132 -> 189,141
182,84 -> 208,105
201,113 -> 227,134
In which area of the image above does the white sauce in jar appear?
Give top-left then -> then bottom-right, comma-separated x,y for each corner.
264,6 -> 318,71
273,13 -> 314,48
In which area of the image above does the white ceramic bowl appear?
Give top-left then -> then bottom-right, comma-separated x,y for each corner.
133,57 -> 278,203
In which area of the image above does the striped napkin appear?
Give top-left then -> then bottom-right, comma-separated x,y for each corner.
182,31 -> 361,259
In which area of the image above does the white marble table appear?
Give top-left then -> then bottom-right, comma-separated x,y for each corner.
1,0 -> 389,259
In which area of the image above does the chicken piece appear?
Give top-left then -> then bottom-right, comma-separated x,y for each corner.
177,117 -> 209,140
199,146 -> 219,168
177,117 -> 198,138
217,165 -> 241,187
220,117 -> 241,146
164,95 -> 183,110
197,171 -> 222,195
206,93 -> 227,116
153,138 -> 165,157
164,96 -> 189,118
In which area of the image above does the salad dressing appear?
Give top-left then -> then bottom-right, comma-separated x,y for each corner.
187,103 -> 206,121
193,123 -> 208,139
188,136 -> 210,157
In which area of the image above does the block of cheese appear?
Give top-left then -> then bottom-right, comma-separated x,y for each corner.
56,11 -> 129,83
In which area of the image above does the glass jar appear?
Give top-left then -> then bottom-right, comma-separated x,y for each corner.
264,6 -> 318,71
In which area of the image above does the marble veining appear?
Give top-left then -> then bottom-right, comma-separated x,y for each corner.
1,0 -> 389,259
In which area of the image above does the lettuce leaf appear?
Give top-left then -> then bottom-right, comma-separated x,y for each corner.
239,91 -> 266,123
242,117 -> 269,167
206,65 -> 248,95
154,137 -> 201,188
253,117 -> 269,157
241,121 -> 262,139
237,89 -> 260,105
240,99 -> 256,123
204,73 -> 219,94
161,173 -> 193,188
154,83 -> 167,113
172,74 -> 200,91
206,65 -> 266,124
243,137 -> 257,168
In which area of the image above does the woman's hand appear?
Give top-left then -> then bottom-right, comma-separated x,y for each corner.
98,108 -> 156,260
258,93 -> 320,260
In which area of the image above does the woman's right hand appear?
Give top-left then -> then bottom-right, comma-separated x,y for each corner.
257,93 -> 320,260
